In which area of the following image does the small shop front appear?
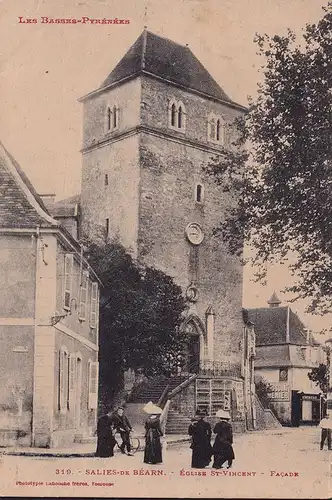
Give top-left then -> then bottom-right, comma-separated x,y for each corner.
291,391 -> 322,426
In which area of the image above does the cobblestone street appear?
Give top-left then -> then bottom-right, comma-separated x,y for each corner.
0,427 -> 330,498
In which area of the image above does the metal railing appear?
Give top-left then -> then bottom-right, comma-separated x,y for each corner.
198,360 -> 242,378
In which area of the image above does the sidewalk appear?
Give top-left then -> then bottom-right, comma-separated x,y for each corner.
0,427 -> 299,458
0,434 -> 191,458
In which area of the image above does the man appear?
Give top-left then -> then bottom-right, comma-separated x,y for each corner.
319,414 -> 332,450
188,409 -> 212,468
95,410 -> 116,458
111,407 -> 133,456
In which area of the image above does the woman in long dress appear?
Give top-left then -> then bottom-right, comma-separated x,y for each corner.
212,410 -> 235,469
188,411 -> 212,468
95,411 -> 116,458
144,413 -> 163,464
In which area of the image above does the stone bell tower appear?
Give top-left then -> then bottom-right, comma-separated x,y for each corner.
80,30 -> 253,430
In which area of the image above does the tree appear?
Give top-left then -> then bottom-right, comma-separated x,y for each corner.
206,3 -> 332,315
84,238 -> 187,409
308,364 -> 329,393
254,374 -> 275,409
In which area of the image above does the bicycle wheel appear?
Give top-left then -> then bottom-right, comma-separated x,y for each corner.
130,436 -> 140,453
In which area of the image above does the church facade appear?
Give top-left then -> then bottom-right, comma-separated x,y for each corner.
79,31 -> 254,430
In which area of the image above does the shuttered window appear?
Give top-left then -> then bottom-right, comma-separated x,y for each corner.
63,254 -> 73,310
79,272 -> 88,321
90,283 -> 98,329
68,354 -> 76,410
88,361 -> 99,410
58,348 -> 69,412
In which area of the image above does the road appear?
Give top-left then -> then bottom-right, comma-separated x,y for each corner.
0,427 -> 330,498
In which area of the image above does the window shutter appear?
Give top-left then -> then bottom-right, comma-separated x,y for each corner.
88,361 -> 99,410
79,272 -> 88,320
63,254 -> 73,310
90,282 -> 98,328
68,354 -> 76,410
59,350 -> 64,411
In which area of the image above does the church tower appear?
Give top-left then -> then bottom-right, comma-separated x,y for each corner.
80,31 -> 252,429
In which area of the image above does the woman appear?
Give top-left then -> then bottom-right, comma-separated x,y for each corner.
212,409 -> 235,469
188,410 -> 212,469
95,410 -> 116,458
144,405 -> 163,465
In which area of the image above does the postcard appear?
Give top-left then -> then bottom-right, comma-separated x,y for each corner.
0,0 -> 331,498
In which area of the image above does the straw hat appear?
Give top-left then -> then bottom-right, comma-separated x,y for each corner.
216,409 -> 231,420
143,401 -> 162,414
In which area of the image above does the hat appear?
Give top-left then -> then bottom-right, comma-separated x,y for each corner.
216,409 -> 231,420
195,408 -> 207,417
143,401 -> 162,414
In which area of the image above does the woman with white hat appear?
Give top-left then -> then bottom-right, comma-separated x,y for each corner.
143,402 -> 163,464
212,409 -> 235,469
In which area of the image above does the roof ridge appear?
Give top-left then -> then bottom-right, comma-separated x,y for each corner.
0,140 -> 59,227
141,29 -> 148,70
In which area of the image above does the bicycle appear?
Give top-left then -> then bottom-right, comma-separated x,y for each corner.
113,431 -> 141,454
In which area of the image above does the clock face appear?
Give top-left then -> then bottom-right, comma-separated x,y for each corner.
185,223 -> 204,245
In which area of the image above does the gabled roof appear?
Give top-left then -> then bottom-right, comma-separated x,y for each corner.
247,306 -> 310,346
51,194 -> 80,218
99,31 -> 236,105
0,141 -> 58,229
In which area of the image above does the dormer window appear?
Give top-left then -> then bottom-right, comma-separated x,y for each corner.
106,104 -> 119,132
168,99 -> 186,132
208,112 -> 225,145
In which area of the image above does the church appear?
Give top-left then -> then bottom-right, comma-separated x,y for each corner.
78,30 -> 255,431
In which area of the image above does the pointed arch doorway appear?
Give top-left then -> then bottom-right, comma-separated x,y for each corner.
181,316 -> 206,374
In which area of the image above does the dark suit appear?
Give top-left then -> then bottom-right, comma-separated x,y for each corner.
111,413 -> 132,453
320,428 -> 331,450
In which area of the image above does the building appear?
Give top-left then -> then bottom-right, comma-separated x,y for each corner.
0,141 -> 100,447
75,30 -> 254,430
248,293 -> 326,426
324,338 -> 332,417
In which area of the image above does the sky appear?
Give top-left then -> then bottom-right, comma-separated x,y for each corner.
1,0 -> 330,336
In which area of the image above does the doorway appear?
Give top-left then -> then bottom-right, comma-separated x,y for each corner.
187,334 -> 200,373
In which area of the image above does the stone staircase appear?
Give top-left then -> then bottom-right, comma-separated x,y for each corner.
128,374 -> 189,405
165,409 -> 192,434
127,373 -> 195,435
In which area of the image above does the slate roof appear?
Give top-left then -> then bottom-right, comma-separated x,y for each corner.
255,344 -> 312,368
0,141 -> 58,229
51,194 -> 80,218
247,306 -> 310,346
99,31 -> 235,105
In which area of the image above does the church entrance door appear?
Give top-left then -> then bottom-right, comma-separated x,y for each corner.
185,333 -> 200,374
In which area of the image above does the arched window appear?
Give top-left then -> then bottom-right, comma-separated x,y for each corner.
169,99 -> 186,131
171,103 -> 176,127
105,104 -> 119,133
107,107 -> 111,131
195,183 -> 204,203
196,184 -> 202,202
216,119 -> 221,141
112,105 -> 117,129
178,106 -> 183,128
209,118 -> 216,140
208,113 -> 225,144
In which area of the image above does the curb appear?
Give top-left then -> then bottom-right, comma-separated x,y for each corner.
1,437 -> 191,458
